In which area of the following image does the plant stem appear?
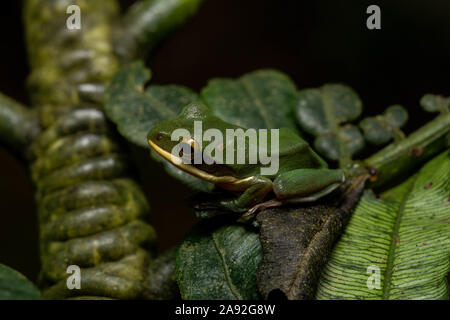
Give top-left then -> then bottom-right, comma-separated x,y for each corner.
0,93 -> 40,158
24,0 -> 156,299
365,113 -> 450,189
114,0 -> 205,63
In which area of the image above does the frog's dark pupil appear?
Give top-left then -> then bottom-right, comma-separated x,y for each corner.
188,145 -> 195,157
179,142 -> 195,159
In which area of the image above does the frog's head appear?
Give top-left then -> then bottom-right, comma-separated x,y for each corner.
147,103 -> 237,180
147,103 -> 212,155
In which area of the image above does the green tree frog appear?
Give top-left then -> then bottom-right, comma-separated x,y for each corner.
147,103 -> 344,215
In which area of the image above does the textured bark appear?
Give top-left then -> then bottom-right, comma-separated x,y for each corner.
23,0 -> 156,299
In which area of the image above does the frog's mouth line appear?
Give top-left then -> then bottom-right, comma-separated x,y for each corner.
147,138 -> 252,191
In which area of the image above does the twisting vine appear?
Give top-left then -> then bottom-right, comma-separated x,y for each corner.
22,0 -> 156,299
0,0 -> 203,299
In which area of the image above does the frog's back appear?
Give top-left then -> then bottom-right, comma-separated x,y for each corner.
277,128 -> 328,174
227,128 -> 327,179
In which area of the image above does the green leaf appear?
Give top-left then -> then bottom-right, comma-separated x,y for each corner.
316,150 -> 450,300
360,105 -> 408,145
420,94 -> 450,114
314,125 -> 365,161
202,69 -> 300,132
0,264 -> 41,300
105,61 -> 201,148
295,84 -> 365,164
175,219 -> 262,299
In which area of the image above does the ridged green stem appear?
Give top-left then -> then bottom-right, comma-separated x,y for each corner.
365,113 -> 450,189
23,0 -> 158,299
114,0 -> 205,63
0,93 -> 40,158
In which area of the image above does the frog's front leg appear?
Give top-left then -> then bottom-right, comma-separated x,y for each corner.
218,176 -> 273,212
273,168 -> 345,202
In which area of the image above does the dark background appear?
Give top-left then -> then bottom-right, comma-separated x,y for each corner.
0,0 -> 449,283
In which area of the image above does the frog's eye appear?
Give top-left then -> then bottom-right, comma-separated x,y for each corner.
179,138 -> 198,159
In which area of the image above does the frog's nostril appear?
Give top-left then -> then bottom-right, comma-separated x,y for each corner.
156,132 -> 163,141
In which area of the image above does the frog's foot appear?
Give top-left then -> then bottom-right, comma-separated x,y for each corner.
240,182 -> 343,222
191,192 -> 234,209
239,199 -> 284,222
193,202 -> 221,210
188,192 -> 243,218
192,201 -> 241,219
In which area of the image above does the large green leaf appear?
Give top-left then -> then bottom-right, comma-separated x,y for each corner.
175,219 -> 262,299
201,69 -> 300,132
316,150 -> 450,300
0,264 -> 41,300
